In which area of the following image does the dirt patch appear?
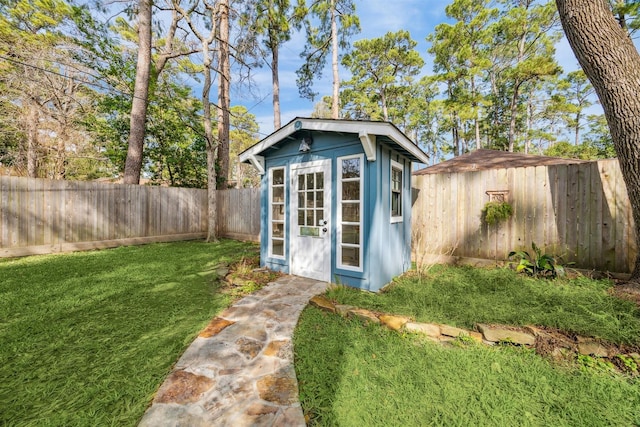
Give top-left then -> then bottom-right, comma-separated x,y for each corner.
222,254 -> 283,298
610,280 -> 640,307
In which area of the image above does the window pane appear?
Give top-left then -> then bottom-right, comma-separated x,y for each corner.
306,191 -> 315,208
298,175 -> 305,190
316,172 -> 324,189
342,225 -> 360,244
392,193 -> 401,217
341,246 -> 360,267
342,158 -> 360,178
273,169 -> 284,185
272,222 -> 284,238
298,209 -> 305,225
307,173 -> 314,190
306,209 -> 314,227
272,239 -> 284,256
272,204 -> 284,220
392,168 -> 402,191
315,190 -> 324,208
316,209 -> 324,224
342,181 -> 359,201
298,193 -> 304,208
342,203 -> 360,222
272,187 -> 284,203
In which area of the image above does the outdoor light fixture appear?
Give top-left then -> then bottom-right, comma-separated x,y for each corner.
299,136 -> 313,152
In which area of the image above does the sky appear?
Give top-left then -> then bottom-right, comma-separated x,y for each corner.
229,0 -> 588,139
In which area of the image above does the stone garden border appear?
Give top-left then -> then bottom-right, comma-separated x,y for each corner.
309,295 -> 640,375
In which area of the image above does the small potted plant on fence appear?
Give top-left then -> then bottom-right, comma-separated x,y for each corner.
481,200 -> 513,262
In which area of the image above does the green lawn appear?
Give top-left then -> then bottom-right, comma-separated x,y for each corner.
294,266 -> 640,426
0,239 -> 255,426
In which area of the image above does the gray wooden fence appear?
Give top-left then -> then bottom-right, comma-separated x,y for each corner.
216,187 -> 261,242
4,160 -> 637,274
411,159 -> 637,274
0,177 -> 260,257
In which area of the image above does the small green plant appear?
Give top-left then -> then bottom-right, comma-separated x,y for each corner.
616,354 -> 638,374
481,201 -> 513,225
453,334 -> 476,347
508,242 -> 565,279
576,354 -> 615,373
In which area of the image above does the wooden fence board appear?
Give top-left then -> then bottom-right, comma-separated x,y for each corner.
0,177 -> 258,257
411,159 -> 637,274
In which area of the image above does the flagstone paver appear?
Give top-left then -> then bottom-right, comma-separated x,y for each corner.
139,275 -> 329,427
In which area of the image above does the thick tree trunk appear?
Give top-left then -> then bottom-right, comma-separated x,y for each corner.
123,0 -> 152,185
556,0 -> 640,281
217,0 -> 230,188
330,0 -> 340,119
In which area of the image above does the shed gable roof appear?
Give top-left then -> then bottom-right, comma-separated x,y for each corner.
239,118 -> 429,173
413,149 -> 593,175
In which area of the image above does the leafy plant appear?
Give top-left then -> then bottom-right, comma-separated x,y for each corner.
616,354 -> 638,375
508,242 -> 566,279
576,354 -> 615,374
481,201 -> 513,225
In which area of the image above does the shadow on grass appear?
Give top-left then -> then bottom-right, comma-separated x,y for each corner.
294,307 -> 352,426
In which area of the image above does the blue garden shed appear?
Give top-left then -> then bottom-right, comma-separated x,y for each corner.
239,118 -> 429,291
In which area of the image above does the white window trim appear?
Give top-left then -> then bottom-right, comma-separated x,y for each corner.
390,159 -> 403,224
337,154 -> 364,272
268,166 -> 286,259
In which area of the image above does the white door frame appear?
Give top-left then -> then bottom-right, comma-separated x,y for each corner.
289,159 -> 331,282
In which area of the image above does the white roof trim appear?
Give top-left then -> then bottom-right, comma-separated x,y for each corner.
239,118 -> 429,165
248,154 -> 265,175
358,132 -> 376,161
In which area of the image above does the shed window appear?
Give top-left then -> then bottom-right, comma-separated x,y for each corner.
269,167 -> 286,258
337,154 -> 363,271
391,160 -> 403,223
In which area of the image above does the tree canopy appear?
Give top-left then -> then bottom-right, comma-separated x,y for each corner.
0,0 -> 615,183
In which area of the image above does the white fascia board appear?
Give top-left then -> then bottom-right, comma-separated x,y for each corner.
238,118 -> 429,166
238,120 -> 299,164
303,119 -> 429,164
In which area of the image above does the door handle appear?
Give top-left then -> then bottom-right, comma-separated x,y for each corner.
322,228 -> 328,233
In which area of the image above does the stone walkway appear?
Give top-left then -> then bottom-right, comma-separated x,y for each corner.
139,275 -> 329,427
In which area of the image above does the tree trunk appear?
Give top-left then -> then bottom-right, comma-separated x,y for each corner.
217,0 -> 230,188
574,111 -> 581,145
380,89 -> 389,121
203,49 -> 217,242
272,40 -> 281,130
471,76 -> 481,150
26,103 -> 38,178
556,0 -> 640,281
507,82 -> 521,152
330,0 -> 340,119
123,0 -> 152,185
55,127 -> 67,180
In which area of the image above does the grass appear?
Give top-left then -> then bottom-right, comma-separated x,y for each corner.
294,308 -> 640,426
294,265 -> 640,425
325,265 -> 640,345
0,239 -> 256,426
